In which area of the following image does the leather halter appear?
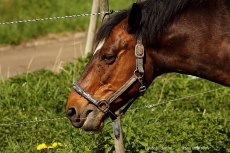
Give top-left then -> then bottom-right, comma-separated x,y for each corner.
72,34 -> 146,121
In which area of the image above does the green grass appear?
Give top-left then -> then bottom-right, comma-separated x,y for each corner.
0,53 -> 230,152
0,0 -> 134,45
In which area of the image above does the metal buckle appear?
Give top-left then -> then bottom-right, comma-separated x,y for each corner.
97,100 -> 109,113
135,44 -> 144,58
139,86 -> 146,93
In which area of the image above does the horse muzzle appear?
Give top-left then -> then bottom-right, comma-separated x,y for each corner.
66,104 -> 105,131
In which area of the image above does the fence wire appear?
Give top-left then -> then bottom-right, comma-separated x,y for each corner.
0,10 -> 119,25
0,117 -> 67,127
129,86 -> 227,111
0,86 -> 226,127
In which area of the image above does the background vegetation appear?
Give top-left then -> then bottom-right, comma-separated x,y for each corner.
0,53 -> 230,153
0,0 -> 134,45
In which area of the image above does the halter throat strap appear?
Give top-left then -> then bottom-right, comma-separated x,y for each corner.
72,34 -> 146,121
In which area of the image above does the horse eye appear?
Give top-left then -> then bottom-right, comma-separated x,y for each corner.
102,54 -> 116,61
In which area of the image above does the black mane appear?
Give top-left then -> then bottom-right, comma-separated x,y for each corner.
95,0 -> 204,48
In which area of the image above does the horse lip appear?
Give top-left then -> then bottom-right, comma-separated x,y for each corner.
70,117 -> 85,128
81,119 -> 104,131
69,109 -> 93,128
69,104 -> 106,131
81,111 -> 105,131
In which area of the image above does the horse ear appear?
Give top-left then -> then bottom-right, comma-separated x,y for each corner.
127,3 -> 142,33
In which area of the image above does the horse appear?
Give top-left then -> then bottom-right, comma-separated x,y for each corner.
66,0 -> 230,131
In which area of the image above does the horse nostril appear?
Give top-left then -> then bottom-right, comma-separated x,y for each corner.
85,110 -> 93,117
66,108 -> 76,118
66,107 -> 89,128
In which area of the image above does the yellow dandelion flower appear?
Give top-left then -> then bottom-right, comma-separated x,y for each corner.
52,142 -> 62,148
37,143 -> 48,150
47,146 -> 54,149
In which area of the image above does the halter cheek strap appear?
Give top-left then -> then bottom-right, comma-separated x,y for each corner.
72,34 -> 146,121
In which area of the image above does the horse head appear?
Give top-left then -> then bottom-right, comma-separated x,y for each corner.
66,3 -> 156,131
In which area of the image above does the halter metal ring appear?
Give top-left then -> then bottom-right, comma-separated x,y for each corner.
139,86 -> 146,93
134,69 -> 144,78
97,100 -> 109,113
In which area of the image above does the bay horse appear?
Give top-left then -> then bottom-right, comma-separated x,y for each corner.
66,0 -> 230,131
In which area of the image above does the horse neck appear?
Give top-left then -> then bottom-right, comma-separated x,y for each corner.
151,1 -> 230,87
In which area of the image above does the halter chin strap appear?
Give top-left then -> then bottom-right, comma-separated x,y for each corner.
72,34 -> 146,121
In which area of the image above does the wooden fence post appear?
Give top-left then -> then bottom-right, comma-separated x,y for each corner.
112,110 -> 125,153
84,0 -> 99,55
99,0 -> 110,22
99,0 -> 125,152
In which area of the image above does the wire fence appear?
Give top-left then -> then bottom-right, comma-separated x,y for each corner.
0,86 -> 226,127
0,10 -> 119,25
129,86 -> 227,111
0,117 -> 67,127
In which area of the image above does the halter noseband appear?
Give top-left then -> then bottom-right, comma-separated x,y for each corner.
72,34 -> 146,121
